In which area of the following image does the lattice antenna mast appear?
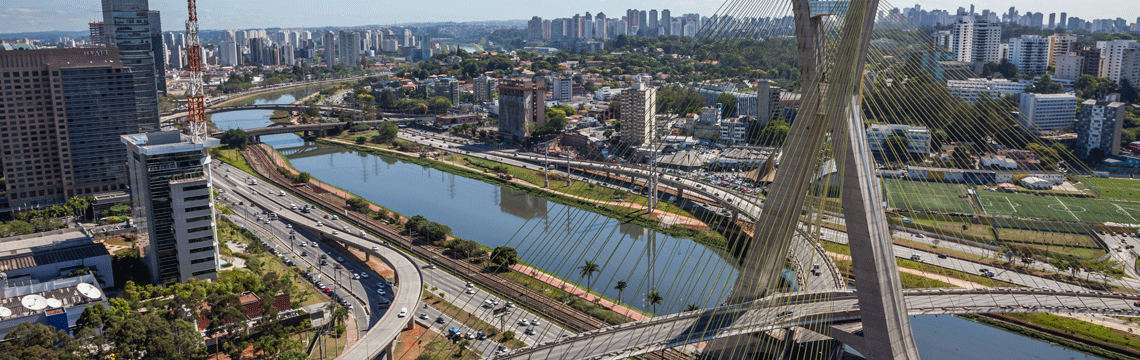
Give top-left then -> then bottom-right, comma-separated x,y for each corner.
185,0 -> 207,143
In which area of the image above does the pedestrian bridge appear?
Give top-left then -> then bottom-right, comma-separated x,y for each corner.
211,120 -> 403,138
494,288 -> 1140,359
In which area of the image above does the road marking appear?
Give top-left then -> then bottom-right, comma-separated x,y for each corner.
1113,203 -> 1139,223
1055,197 -> 1080,221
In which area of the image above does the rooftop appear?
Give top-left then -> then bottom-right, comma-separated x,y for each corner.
0,275 -> 104,320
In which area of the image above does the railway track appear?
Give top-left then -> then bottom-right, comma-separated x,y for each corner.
240,146 -> 692,359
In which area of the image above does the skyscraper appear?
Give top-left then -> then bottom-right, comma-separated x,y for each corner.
0,49 -> 143,211
473,76 -> 497,102
1008,35 -> 1049,75
1077,97 -> 1126,158
322,31 -> 335,66
950,18 -> 1002,63
620,82 -> 657,146
1047,34 -> 1078,68
649,10 -> 658,34
661,9 -> 672,37
639,11 -> 648,35
1097,40 -> 1140,83
338,30 -> 360,68
1048,13 -> 1056,28
528,17 -> 544,41
122,131 -> 219,285
595,13 -> 607,40
1060,13 -> 1068,28
497,79 -> 547,142
101,0 -> 160,132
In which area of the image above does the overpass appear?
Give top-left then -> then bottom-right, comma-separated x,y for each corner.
212,120 -> 401,139
494,288 -> 1140,359
160,75 -> 377,118
221,177 -> 423,360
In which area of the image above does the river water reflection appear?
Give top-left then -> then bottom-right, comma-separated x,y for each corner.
209,93 -> 1105,359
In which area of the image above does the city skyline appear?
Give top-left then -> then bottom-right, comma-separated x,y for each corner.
0,0 -> 1134,34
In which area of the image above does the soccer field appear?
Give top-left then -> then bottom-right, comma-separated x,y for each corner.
977,190 -> 1140,224
1081,176 -> 1140,203
882,179 -> 977,214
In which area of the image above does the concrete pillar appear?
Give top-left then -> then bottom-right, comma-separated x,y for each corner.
677,188 -> 685,201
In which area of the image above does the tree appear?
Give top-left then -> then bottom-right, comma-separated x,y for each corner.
67,196 -> 89,219
995,59 -> 1018,79
646,291 -> 664,315
296,172 -> 312,184
1075,75 -> 1117,99
346,197 -> 370,212
578,260 -> 601,292
105,203 -> 132,217
1120,78 -> 1139,104
372,122 -> 399,144
614,280 -> 628,304
500,330 -> 515,342
447,239 -> 482,259
220,129 -> 252,150
1025,75 -> 1064,94
686,304 -> 700,311
716,92 -> 738,118
950,145 -> 975,169
489,246 -> 519,271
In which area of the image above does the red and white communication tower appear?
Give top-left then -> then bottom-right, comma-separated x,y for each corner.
185,0 -> 207,143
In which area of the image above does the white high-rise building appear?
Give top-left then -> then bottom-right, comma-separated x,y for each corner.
1046,33 -> 1078,67
552,77 -> 572,102
620,82 -> 657,146
1096,40 -> 1140,83
950,18 -> 1002,63
1007,35 -> 1049,75
1018,93 -> 1078,135
219,41 -> 238,66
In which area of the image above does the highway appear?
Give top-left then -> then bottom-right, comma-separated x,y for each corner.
396,130 -> 1140,293
214,161 -> 567,358
494,288 -> 1140,360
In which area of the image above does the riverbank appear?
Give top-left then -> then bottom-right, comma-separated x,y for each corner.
316,137 -> 729,250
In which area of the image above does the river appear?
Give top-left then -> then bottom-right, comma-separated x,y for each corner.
209,92 -> 1106,359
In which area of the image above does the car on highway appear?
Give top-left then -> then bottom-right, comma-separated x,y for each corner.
361,273 -> 369,278
420,313 -> 429,320
332,230 -> 339,235
937,254 -> 948,259
776,310 -> 794,318
316,221 -> 323,227
465,288 -> 475,294
334,263 -> 343,269
398,308 -> 407,317
337,257 -> 345,262
320,254 -> 327,259
524,328 -> 536,335
436,317 -> 446,324
372,246 -> 379,251
519,319 -> 529,326
532,319 -> 540,326
376,288 -> 386,295
352,273 -> 360,280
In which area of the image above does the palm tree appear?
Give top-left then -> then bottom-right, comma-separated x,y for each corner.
686,304 -> 700,311
614,281 -> 628,304
646,291 -> 664,316
578,260 -> 601,293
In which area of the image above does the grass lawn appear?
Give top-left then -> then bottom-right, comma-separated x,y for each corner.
1004,313 -> 1140,350
211,147 -> 256,174
883,179 -> 977,214
1081,176 -> 1140,203
977,190 -> 1140,224
902,216 -> 996,243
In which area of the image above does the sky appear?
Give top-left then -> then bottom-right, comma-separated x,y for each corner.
0,0 -> 1134,34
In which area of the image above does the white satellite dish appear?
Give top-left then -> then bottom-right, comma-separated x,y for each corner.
45,298 -> 62,308
0,307 -> 11,317
76,283 -> 101,299
22,295 -> 47,311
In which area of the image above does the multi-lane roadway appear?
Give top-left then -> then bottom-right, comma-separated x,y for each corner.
213,161 -> 567,358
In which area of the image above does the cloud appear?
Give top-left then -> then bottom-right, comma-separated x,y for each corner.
4,7 -> 41,14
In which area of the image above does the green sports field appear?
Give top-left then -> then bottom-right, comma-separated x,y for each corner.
882,179 -> 977,214
1081,176 -> 1140,203
977,190 -> 1140,224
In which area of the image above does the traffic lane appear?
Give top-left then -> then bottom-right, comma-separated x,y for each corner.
414,255 -> 563,345
218,179 -> 377,326
217,148 -> 426,359
221,162 -> 559,342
